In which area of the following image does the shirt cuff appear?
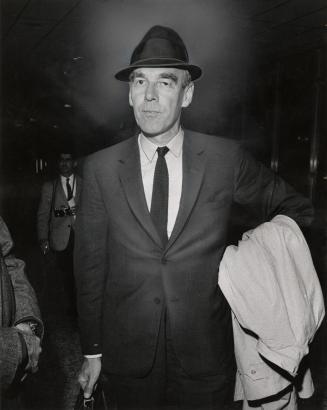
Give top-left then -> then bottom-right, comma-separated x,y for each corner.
84,354 -> 102,358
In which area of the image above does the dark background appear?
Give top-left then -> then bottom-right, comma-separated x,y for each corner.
1,1 -> 327,409
1,0 -> 326,235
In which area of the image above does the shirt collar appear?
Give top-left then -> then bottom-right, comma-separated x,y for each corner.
139,129 -> 184,163
60,174 -> 74,182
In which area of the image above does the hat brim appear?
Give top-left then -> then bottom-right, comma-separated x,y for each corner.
115,59 -> 202,82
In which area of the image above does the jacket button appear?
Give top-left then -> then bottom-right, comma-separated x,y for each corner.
161,257 -> 167,264
153,298 -> 161,305
251,369 -> 256,375
68,224 -> 71,227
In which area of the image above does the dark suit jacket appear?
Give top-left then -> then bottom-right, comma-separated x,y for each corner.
37,174 -> 82,251
75,130 -> 313,379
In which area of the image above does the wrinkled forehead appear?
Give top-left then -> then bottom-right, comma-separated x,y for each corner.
130,67 -> 187,82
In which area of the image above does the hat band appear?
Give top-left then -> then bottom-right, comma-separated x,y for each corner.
131,57 -> 189,66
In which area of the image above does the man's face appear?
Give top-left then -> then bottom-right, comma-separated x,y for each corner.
58,153 -> 75,177
129,67 -> 194,139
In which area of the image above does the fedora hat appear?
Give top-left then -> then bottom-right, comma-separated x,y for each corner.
115,25 -> 202,81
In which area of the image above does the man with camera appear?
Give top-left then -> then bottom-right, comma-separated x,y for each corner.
37,150 -> 81,316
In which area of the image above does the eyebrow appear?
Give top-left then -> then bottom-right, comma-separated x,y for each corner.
130,72 -> 145,81
130,71 -> 179,83
158,73 -> 178,83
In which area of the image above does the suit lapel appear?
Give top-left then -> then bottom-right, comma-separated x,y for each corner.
56,178 -> 68,205
166,131 -> 206,250
75,175 -> 82,204
118,137 -> 163,248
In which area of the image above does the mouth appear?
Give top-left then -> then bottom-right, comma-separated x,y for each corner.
142,110 -> 161,118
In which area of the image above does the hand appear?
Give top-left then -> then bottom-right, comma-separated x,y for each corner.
39,239 -> 50,255
78,357 -> 102,399
16,323 -> 42,373
23,333 -> 42,373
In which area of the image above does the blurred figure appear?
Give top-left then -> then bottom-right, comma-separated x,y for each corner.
0,216 -> 43,409
37,150 -> 81,316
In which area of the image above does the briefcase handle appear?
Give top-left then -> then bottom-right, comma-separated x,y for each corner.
74,381 -> 116,410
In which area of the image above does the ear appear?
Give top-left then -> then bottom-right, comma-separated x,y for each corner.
129,86 -> 133,107
181,82 -> 194,108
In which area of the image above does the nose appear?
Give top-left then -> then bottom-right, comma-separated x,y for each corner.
145,82 -> 158,101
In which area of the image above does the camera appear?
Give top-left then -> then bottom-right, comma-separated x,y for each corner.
54,206 -> 76,217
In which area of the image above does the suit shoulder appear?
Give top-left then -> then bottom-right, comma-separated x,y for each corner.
84,137 -> 135,167
75,173 -> 83,183
186,130 -> 241,156
41,179 -> 56,190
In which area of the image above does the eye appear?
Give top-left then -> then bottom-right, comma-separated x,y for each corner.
134,78 -> 145,86
158,80 -> 170,87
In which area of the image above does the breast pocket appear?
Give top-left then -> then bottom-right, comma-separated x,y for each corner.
243,362 -> 269,381
198,196 -> 231,213
200,201 -> 226,211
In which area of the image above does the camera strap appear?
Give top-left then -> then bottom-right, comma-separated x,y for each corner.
67,175 -> 76,203
71,175 -> 76,196
49,179 -> 58,222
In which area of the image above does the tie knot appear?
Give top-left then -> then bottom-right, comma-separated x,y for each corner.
157,146 -> 169,158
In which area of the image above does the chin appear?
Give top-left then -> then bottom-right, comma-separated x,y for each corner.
139,123 -> 165,136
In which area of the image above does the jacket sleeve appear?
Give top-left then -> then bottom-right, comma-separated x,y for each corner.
233,147 -> 314,227
37,181 -> 53,242
6,256 -> 43,338
0,217 -> 42,391
0,327 -> 25,391
1,215 -> 43,338
74,157 -> 108,355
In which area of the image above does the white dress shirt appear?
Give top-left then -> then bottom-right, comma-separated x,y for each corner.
60,174 -> 76,208
138,129 -> 183,238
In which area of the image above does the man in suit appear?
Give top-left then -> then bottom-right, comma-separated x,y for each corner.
37,150 -> 81,315
0,216 -> 43,408
75,26 -> 313,409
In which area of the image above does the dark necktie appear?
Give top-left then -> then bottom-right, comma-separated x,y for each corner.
151,146 -> 169,246
66,177 -> 73,201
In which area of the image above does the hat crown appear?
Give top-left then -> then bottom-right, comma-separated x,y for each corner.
115,25 -> 202,81
131,25 -> 189,64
